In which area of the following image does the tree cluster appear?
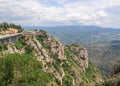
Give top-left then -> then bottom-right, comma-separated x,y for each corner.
0,22 -> 24,32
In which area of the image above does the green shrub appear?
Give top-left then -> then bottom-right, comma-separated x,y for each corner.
25,45 -> 33,53
15,37 -> 26,50
0,53 -> 54,86
0,22 -> 24,32
0,44 -> 8,52
36,36 -> 48,49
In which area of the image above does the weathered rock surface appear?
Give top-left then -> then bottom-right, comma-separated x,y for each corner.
111,60 -> 120,76
65,45 -> 89,72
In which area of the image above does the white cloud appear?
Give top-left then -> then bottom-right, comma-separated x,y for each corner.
96,11 -> 108,17
0,0 -> 120,28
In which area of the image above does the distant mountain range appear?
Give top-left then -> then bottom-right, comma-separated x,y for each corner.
24,25 -> 120,45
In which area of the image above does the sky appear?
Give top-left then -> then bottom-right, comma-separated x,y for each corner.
0,0 -> 120,28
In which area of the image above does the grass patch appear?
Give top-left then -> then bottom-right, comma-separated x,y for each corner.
0,53 -> 55,86
15,37 -> 26,50
0,44 -> 8,52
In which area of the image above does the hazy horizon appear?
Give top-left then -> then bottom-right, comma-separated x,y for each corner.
23,25 -> 120,30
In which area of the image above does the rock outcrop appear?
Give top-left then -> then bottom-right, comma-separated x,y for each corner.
65,44 -> 89,72
108,60 -> 120,86
111,60 -> 120,76
101,60 -> 120,86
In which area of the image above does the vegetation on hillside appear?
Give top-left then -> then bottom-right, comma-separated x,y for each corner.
0,22 -> 23,32
0,44 -> 8,52
0,53 -> 56,86
15,37 -> 26,50
63,44 -> 103,86
0,30 -> 104,86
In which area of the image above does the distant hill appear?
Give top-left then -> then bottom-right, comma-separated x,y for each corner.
24,25 -> 120,45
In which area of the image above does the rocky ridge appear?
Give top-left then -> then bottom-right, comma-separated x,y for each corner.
0,30 -> 103,86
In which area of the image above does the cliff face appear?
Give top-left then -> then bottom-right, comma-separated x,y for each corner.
111,61 -> 120,76
0,30 -> 103,86
102,61 -> 120,86
64,44 -> 103,85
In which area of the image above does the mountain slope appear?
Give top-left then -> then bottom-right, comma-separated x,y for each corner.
26,26 -> 120,77
0,30 -> 103,86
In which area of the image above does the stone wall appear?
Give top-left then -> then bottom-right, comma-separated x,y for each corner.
0,34 -> 21,44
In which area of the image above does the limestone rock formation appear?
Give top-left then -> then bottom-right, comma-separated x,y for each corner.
65,44 -> 89,72
0,30 -> 103,86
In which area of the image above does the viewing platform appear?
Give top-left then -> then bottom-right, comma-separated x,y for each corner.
0,30 -> 41,44
0,33 -> 22,44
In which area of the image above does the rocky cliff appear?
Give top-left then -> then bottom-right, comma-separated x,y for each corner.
101,61 -> 120,86
0,30 -> 103,86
